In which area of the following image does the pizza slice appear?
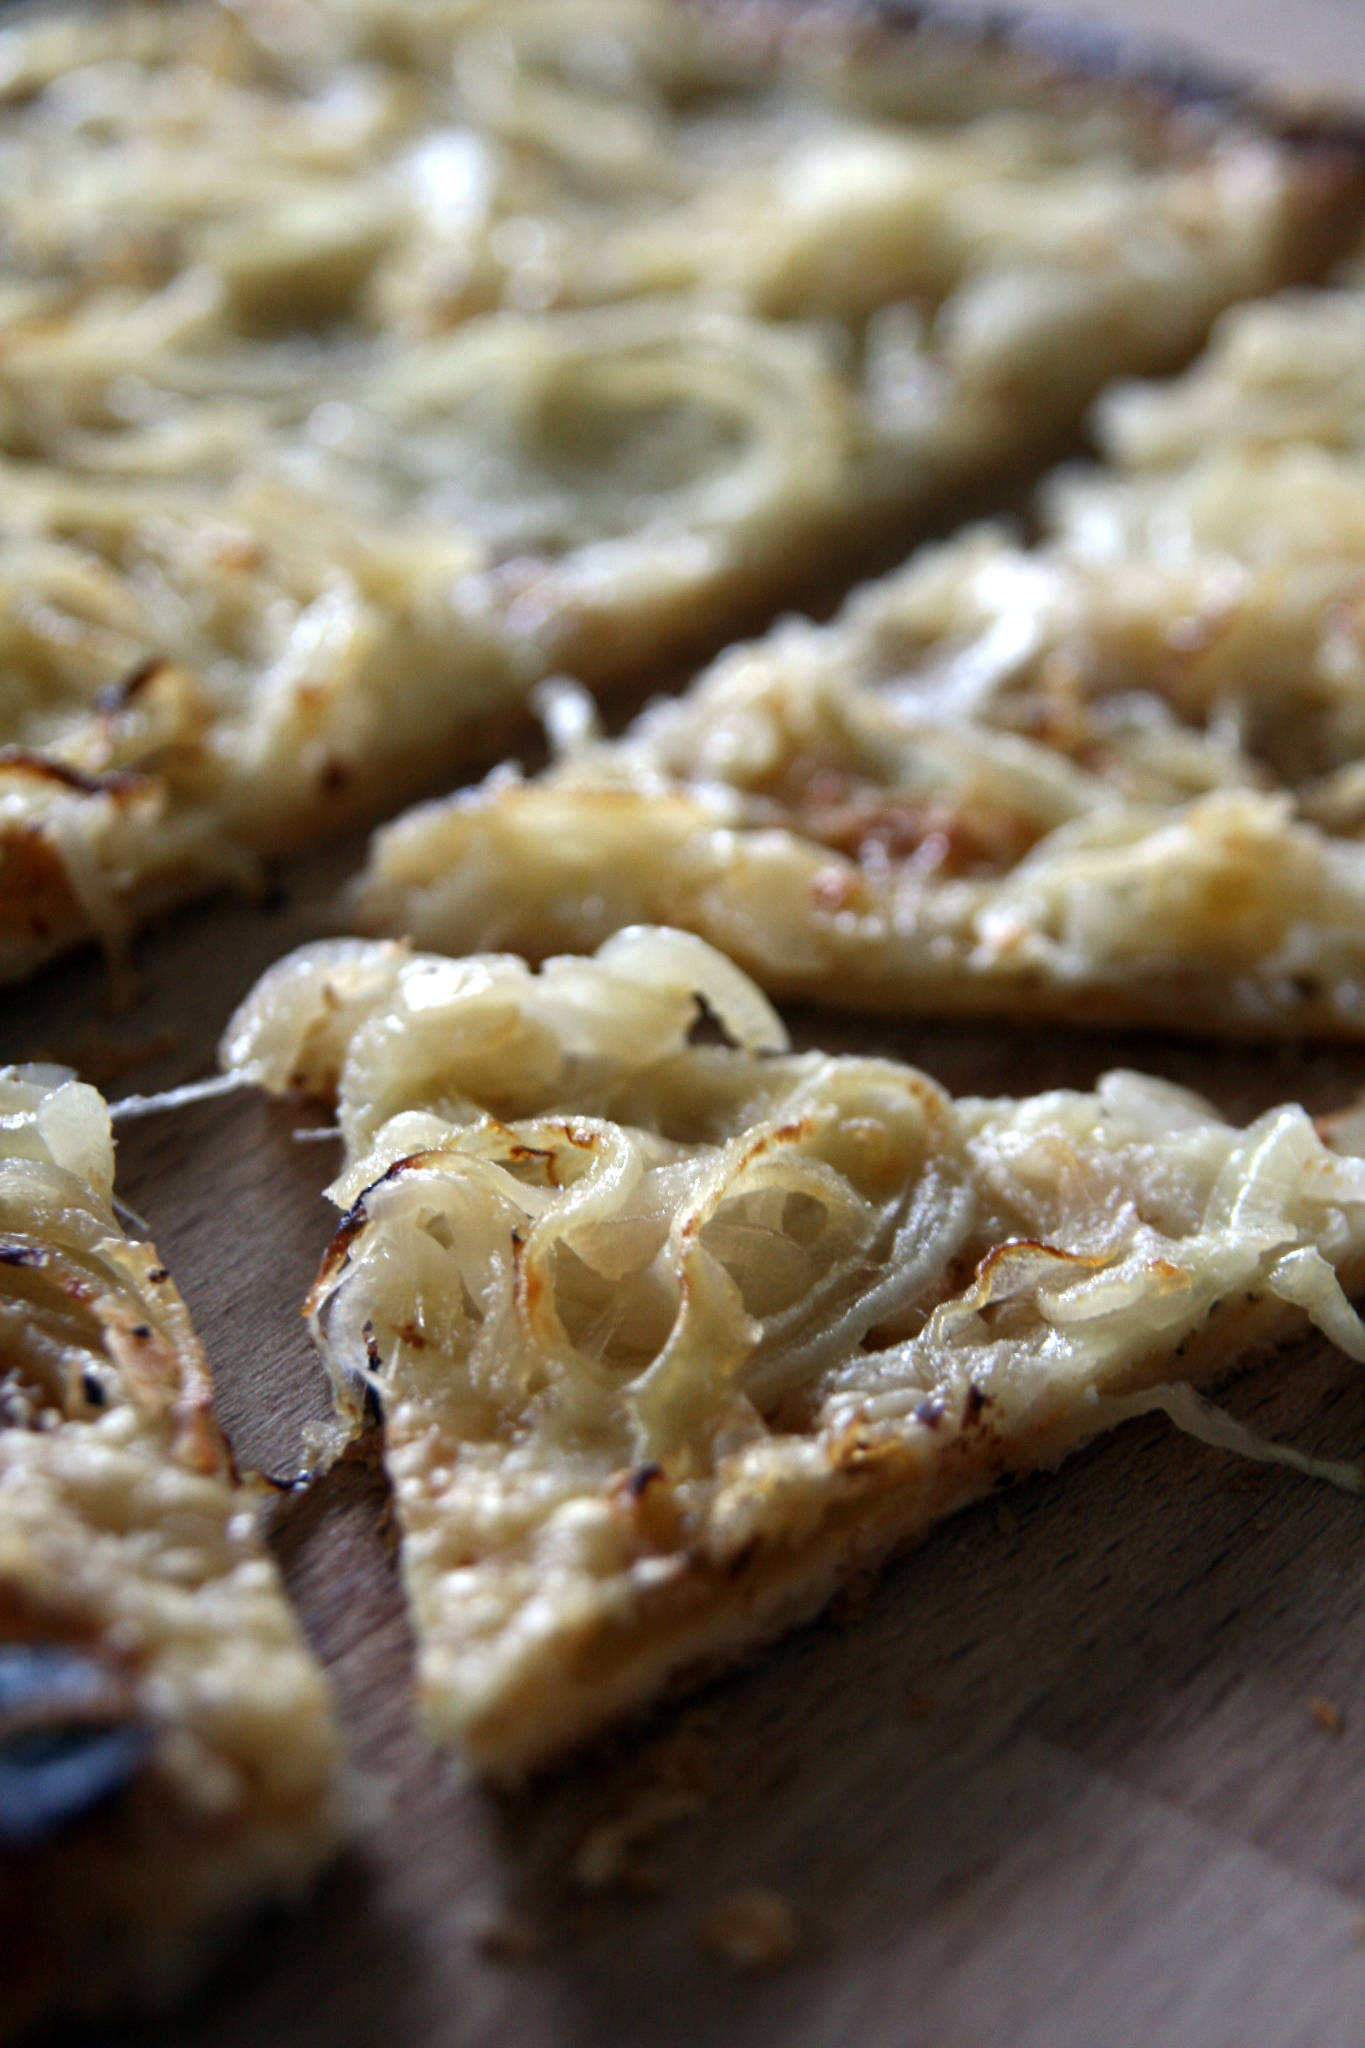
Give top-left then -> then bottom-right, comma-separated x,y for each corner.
4,0 -> 1363,985
0,1065 -> 346,2036
350,248 -> 1365,1038
221,929 -> 1365,1778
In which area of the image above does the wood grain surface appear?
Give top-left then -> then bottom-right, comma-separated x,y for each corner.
9,4 -> 1365,2043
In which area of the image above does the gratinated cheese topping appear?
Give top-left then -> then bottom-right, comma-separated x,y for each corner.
351,255 -> 1365,1038
0,1065 -> 344,2030
2,0 -> 1358,979
223,931 -> 1365,1774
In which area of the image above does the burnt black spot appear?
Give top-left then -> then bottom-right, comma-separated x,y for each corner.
357,1328 -> 385,1425
963,1384 -> 993,1426
625,1462 -> 663,1499
94,654 -> 166,713
80,1368 -> 107,1409
259,1465 -> 313,1494
913,1399 -> 945,1430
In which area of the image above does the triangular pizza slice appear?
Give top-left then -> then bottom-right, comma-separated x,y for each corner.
223,929 -> 1365,1778
351,250 -> 1365,1038
0,1066 -> 345,2034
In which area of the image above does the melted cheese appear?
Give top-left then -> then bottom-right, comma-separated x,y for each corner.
352,256 -> 1365,1037
2,0 -> 1354,979
222,931 -> 1365,1773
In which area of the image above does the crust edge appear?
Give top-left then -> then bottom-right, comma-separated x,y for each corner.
447,1271 -> 1358,1780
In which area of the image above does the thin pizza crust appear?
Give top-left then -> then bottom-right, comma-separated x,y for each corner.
222,929 -> 1365,1778
351,245 -> 1365,1038
0,1066 -> 346,2036
3,0 -> 1362,982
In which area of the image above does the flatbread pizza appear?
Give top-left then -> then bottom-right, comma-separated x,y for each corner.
0,1065 -> 346,2035
222,929 -> 1365,1777
350,250 -> 1365,1037
3,0 -> 1363,981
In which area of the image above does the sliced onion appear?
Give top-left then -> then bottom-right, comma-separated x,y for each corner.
1267,1246 -> 1365,1362
220,937 -> 409,1096
1099,1383 -> 1364,1496
592,925 -> 788,1053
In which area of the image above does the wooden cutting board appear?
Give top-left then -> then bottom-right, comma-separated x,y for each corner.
10,4 -> 1365,2042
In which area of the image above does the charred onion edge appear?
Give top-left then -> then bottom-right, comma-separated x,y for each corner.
0,748 -> 152,800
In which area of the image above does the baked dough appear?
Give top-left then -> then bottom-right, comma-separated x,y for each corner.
351,251 -> 1365,1037
3,0 -> 1361,981
0,1065 -> 345,2034
222,929 -> 1365,1776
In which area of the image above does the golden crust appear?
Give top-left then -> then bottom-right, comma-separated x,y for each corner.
448,1279 -> 1325,1777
